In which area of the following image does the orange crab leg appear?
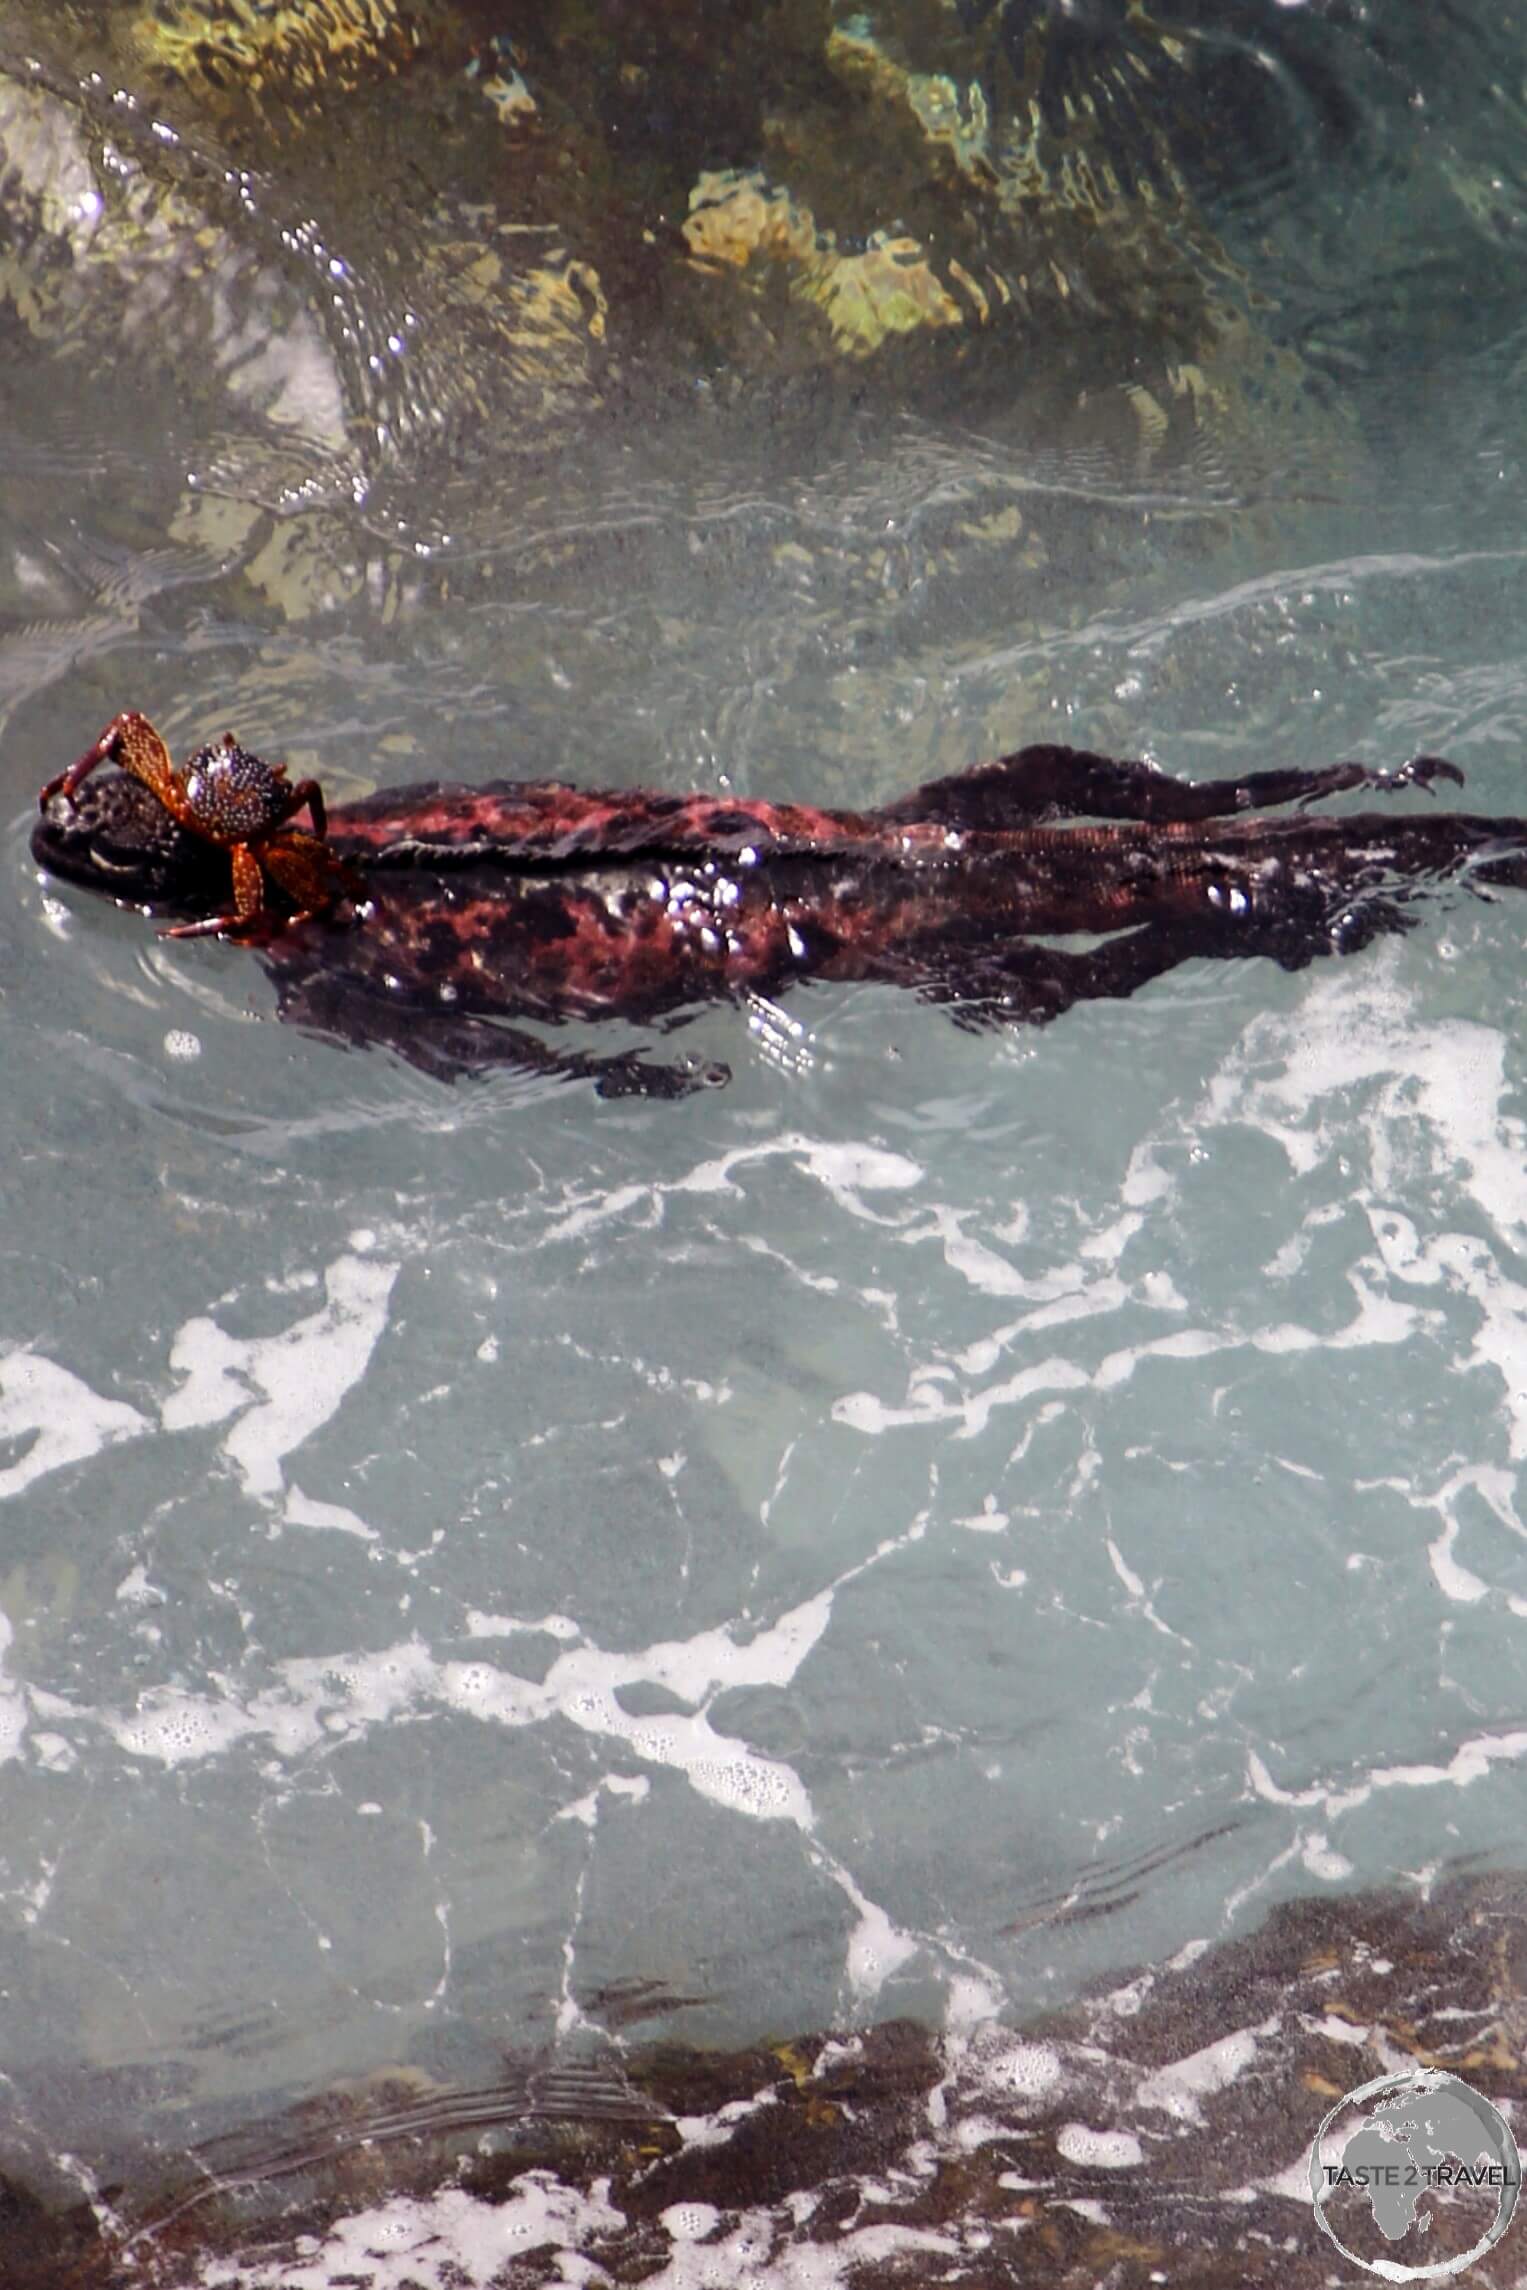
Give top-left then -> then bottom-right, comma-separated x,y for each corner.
39,711 -> 178,812
160,842 -> 268,940
278,777 -> 327,839
160,833 -> 364,941
259,829 -> 365,920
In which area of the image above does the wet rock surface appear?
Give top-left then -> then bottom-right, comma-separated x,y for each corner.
4,1869 -> 1522,2286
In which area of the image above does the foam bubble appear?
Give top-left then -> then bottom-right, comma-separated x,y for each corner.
197,2173 -> 623,2289
991,2041 -> 1064,2104
1054,2124 -> 1144,2169
661,2203 -> 721,2242
113,1691 -> 256,1767
1135,2023 -> 1268,2123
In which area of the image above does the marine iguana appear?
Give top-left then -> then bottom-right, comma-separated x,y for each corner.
32,728 -> 1527,1099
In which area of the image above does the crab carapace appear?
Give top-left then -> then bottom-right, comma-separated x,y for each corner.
32,731 -> 1527,1098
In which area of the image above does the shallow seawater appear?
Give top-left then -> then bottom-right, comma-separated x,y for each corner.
1,3 -> 1526,2283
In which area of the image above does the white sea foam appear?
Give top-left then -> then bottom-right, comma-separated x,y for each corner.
1247,1726 -> 1527,1823
539,1134 -> 923,1252
1210,966 -> 1527,1459
973,2036 -> 1065,2107
0,1349 -> 149,1501
661,2202 -> 721,2242
0,1613 -> 29,1765
283,1485 -> 378,1541
97,1596 -> 832,1811
162,1251 -> 400,1500
1054,2123 -> 1145,2169
1134,2020 -> 1273,2124
198,2172 -> 623,2289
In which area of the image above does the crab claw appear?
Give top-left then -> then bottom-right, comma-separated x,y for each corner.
39,721 -> 125,812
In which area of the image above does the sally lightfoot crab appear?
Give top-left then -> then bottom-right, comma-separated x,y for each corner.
38,710 -> 364,939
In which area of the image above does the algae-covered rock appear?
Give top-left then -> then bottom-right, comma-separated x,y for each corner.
127,0 -> 425,101
683,167 -> 965,358
11,1870 -> 1525,2289
0,0 -> 1352,630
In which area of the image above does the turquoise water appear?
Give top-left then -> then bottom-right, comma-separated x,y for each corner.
1,3 -> 1526,2279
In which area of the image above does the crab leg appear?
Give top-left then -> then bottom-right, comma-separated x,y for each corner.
39,712 -> 177,811
159,842 -> 268,940
279,778 -> 327,839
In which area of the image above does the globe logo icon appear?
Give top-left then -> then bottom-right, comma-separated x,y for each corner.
1309,2067 -> 1521,2280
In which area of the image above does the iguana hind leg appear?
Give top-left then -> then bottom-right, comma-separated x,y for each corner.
883,744 -> 1464,831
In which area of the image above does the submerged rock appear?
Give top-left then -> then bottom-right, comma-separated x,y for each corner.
5,1869 -> 1523,2286
684,167 -> 967,358
126,0 -> 425,101
0,0 -> 1338,542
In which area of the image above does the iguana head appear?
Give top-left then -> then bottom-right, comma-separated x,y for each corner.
33,769 -> 228,918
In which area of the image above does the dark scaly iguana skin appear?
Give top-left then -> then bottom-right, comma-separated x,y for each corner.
32,744 -> 1527,1099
